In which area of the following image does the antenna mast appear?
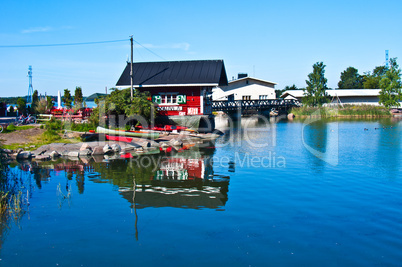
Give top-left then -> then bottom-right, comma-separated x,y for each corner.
385,50 -> 389,68
27,65 -> 34,104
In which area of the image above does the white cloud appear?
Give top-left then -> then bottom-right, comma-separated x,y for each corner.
21,26 -> 53,34
140,42 -> 191,51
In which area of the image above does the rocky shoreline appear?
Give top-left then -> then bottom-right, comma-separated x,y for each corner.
0,132 -> 216,163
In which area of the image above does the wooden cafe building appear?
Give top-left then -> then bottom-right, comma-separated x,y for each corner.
116,60 -> 228,131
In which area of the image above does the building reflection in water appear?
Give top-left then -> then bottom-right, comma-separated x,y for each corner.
30,144 -> 231,211
16,145 -> 231,240
118,146 -> 231,210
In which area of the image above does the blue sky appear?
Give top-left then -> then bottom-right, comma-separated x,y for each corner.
1,0 -> 401,97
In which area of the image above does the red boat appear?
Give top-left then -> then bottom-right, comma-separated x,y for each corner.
137,125 -> 187,132
105,134 -> 134,143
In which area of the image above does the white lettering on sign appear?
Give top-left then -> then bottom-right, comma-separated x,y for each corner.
187,108 -> 198,115
157,106 -> 183,111
177,95 -> 187,104
178,112 -> 186,116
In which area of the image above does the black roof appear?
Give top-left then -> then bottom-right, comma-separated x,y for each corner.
116,60 -> 228,87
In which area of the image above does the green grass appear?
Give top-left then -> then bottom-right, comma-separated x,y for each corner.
290,105 -> 391,117
1,136 -> 79,151
0,118 -> 83,151
2,124 -> 35,133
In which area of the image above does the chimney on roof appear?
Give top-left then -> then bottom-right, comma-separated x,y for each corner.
238,73 -> 248,79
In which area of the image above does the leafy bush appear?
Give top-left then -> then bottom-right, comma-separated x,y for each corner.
290,105 -> 391,117
45,118 -> 63,132
41,118 -> 63,142
41,129 -> 61,143
6,124 -> 16,132
70,122 -> 95,132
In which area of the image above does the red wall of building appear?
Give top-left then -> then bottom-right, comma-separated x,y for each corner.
138,86 -> 210,116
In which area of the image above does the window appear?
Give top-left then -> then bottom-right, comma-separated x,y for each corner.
162,93 -> 178,104
242,95 -> 251,100
259,95 -> 268,100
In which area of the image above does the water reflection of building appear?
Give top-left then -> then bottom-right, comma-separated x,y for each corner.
120,149 -> 230,210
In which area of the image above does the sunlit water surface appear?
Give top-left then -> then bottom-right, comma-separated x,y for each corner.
1,117 -> 401,266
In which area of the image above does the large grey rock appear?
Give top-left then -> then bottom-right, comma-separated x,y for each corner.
68,151 -> 80,158
80,143 -> 91,151
287,113 -> 295,120
50,151 -> 60,158
103,144 -> 113,154
111,144 -> 121,153
79,149 -> 92,156
1,149 -> 13,154
92,146 -> 104,155
160,142 -> 170,149
17,151 -> 32,159
36,155 -> 50,161
168,138 -> 183,147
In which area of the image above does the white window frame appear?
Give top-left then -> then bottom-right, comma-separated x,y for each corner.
159,93 -> 179,105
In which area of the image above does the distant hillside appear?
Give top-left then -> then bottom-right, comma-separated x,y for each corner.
0,96 -> 57,104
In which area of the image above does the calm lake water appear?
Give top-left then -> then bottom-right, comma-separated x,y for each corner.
1,117 -> 402,266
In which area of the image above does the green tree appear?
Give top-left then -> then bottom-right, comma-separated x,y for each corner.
74,86 -> 83,109
363,66 -> 388,89
379,58 -> 402,108
338,67 -> 363,89
284,84 -> 299,90
89,88 -> 156,127
35,98 -> 49,114
63,89 -> 73,109
16,98 -> 27,115
46,96 -> 54,110
303,62 -> 329,106
31,90 -> 39,113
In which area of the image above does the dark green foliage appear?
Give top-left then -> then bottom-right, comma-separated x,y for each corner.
16,98 -> 26,115
284,84 -> 299,90
63,89 -> 73,109
45,118 -> 63,131
34,99 -> 49,114
41,118 -> 63,142
379,58 -> 402,108
46,96 -> 54,110
338,67 -> 364,89
90,88 -> 156,128
363,66 -> 388,89
31,90 -> 39,113
303,62 -> 330,106
70,122 -> 96,132
74,87 -> 83,109
5,124 -> 16,132
291,105 -> 390,117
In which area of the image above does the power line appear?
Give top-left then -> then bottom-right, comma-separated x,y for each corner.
132,39 -> 166,60
0,36 -> 167,60
0,39 -> 128,48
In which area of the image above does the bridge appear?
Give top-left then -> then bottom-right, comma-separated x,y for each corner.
212,99 -> 300,114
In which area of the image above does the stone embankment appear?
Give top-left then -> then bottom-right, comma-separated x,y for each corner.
0,133 -> 210,162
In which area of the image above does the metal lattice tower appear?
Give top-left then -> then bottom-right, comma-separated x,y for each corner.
385,50 -> 389,68
27,65 -> 34,104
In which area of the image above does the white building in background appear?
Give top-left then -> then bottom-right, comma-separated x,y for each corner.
213,74 -> 276,101
281,89 -> 393,106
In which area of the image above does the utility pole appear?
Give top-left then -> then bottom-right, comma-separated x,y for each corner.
130,36 -> 134,100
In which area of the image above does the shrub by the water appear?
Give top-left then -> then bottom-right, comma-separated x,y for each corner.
6,124 -> 16,132
290,105 -> 391,117
41,118 -> 63,142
